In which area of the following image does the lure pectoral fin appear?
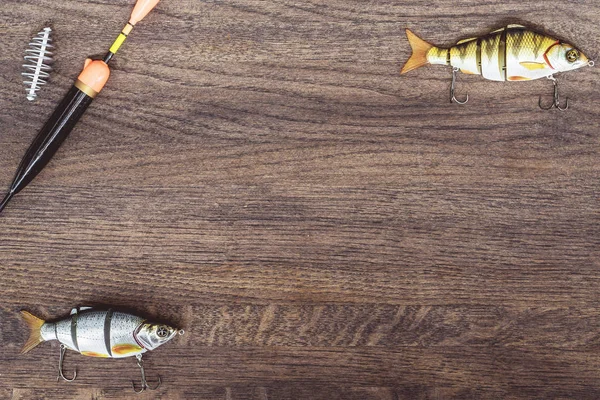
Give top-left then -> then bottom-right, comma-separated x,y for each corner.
520,61 -> 548,70
20,311 -> 46,354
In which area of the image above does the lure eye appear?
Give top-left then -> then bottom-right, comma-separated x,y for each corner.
156,326 -> 169,338
566,49 -> 580,63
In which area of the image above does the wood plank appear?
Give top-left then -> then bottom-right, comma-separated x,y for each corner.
4,304 -> 600,349
0,185 -> 598,306
3,347 -> 600,398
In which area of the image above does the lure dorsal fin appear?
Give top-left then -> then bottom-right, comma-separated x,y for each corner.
71,306 -> 93,315
460,25 -> 522,44
20,311 -> 46,354
401,29 -> 435,74
456,37 -> 477,45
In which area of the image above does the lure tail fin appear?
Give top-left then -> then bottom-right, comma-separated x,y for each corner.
400,29 -> 434,74
20,310 -> 46,354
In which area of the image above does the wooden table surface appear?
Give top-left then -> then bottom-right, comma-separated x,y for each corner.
1,0 -> 599,399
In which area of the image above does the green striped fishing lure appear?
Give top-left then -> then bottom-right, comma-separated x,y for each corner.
401,25 -> 593,108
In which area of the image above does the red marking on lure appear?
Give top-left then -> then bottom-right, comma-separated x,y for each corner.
543,42 -> 560,70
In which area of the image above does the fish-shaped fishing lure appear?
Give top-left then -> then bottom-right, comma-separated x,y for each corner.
401,24 -> 591,80
401,25 -> 593,108
21,307 -> 181,357
21,307 -> 183,392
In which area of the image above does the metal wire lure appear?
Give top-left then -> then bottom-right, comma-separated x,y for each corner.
22,27 -> 53,101
0,0 -> 161,214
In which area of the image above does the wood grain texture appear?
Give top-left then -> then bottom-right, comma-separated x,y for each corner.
0,0 -> 599,398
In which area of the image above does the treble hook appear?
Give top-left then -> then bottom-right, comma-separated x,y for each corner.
450,67 -> 469,105
539,75 -> 568,111
57,344 -> 77,382
132,354 -> 161,393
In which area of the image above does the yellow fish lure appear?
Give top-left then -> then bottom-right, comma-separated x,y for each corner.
401,24 -> 591,82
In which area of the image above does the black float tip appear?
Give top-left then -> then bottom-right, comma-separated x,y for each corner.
0,192 -> 13,214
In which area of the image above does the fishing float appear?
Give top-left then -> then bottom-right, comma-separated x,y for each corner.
0,0 -> 161,214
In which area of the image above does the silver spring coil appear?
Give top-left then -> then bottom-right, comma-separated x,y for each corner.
22,27 -> 53,101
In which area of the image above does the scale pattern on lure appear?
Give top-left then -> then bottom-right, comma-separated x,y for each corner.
21,307 -> 181,358
401,24 -> 591,81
